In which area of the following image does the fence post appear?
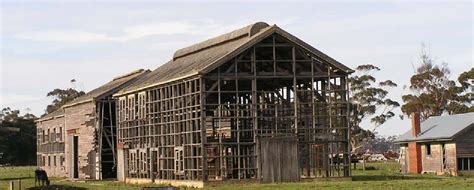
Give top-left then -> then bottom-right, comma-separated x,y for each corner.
18,179 -> 21,190
9,181 -> 14,190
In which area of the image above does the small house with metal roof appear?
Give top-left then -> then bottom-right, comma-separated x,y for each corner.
395,112 -> 474,176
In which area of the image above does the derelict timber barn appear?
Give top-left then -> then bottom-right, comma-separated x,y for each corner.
114,22 -> 353,186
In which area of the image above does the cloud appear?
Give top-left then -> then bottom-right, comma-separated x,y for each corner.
15,30 -> 111,43
12,21 -> 250,43
123,22 -> 197,38
0,94 -> 46,105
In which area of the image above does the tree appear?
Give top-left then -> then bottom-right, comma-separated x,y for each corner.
358,135 -> 399,154
401,47 -> 473,120
0,107 -> 20,122
0,107 -> 37,165
349,64 -> 400,153
448,68 -> 474,114
45,88 -> 85,114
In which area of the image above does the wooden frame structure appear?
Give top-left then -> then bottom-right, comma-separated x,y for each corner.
115,22 -> 352,186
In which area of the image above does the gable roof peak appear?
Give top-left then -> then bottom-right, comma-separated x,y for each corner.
172,22 -> 270,60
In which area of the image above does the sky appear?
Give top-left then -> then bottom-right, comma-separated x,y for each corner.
1,0 -> 472,136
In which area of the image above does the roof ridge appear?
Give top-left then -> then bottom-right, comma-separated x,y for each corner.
113,69 -> 145,81
172,22 -> 269,60
36,108 -> 64,122
426,112 -> 474,121
64,69 -> 149,107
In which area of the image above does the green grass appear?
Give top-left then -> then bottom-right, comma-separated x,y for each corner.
0,167 -> 165,190
1,162 -> 474,190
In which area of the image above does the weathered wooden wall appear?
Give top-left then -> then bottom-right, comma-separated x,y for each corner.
259,137 -> 299,183
455,126 -> 474,158
117,78 -> 203,181
115,33 -> 351,184
201,33 -> 351,181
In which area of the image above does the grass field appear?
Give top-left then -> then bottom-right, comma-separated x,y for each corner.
1,162 -> 473,190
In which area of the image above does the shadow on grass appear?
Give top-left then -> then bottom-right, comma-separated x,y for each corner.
0,176 -> 32,181
27,185 -> 88,190
353,175 -> 440,181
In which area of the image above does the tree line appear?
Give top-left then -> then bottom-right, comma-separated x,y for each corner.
0,88 -> 84,165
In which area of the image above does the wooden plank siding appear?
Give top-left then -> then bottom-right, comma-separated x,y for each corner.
455,126 -> 474,158
260,137 -> 299,183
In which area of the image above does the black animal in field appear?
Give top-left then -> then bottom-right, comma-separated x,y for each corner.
34,168 -> 50,186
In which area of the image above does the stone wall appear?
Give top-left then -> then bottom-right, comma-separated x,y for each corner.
36,115 -> 66,177
38,153 -> 66,178
399,145 -> 408,173
420,142 -> 457,175
64,102 -> 98,179
445,143 -> 457,175
421,143 -> 442,173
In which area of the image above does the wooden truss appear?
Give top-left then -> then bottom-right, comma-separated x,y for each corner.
117,34 -> 351,182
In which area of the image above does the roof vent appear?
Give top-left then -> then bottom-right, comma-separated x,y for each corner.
248,22 -> 270,37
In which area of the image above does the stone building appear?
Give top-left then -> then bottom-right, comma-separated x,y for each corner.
36,109 -> 66,177
396,112 -> 474,176
36,69 -> 148,179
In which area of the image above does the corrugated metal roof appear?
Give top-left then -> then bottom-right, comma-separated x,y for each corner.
36,108 -> 64,122
115,21 -> 353,96
64,69 -> 149,107
395,112 -> 474,143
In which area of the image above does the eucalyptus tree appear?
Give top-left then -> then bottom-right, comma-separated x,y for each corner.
349,64 -> 400,153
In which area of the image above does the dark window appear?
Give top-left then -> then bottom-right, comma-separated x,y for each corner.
47,129 -> 50,142
426,144 -> 431,156
442,144 -> 447,169
458,158 -> 474,170
470,158 -> 474,170
464,158 -> 470,170
59,127 -> 62,141
458,158 -> 463,170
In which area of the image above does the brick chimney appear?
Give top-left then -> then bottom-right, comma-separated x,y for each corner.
408,112 -> 422,174
408,142 -> 422,173
411,112 -> 421,137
